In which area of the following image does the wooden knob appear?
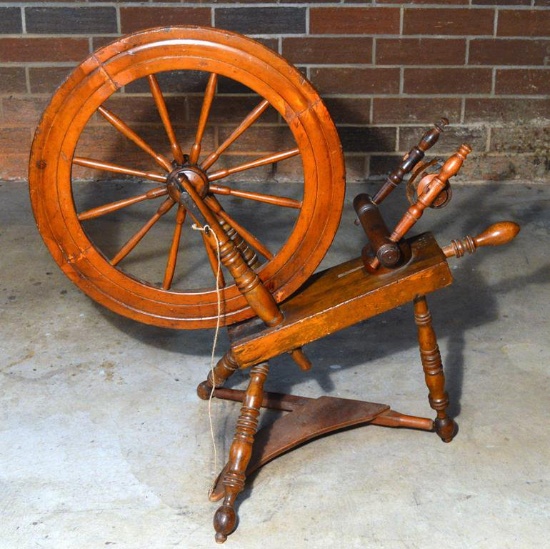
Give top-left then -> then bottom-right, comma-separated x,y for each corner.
442,221 -> 520,258
437,143 -> 472,185
473,221 -> 520,248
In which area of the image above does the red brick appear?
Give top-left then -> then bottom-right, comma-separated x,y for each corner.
491,126 -> 549,153
0,154 -> 30,180
376,38 -> 466,65
400,125 -> 488,153
0,7 -> 21,33
339,155 -> 367,184
74,123 -> 191,171
273,154 -> 306,183
403,8 -> 494,36
465,98 -> 550,122
0,38 -> 88,63
459,153 -> 549,181
498,9 -> 550,36
189,96 -> 279,126
2,97 -> 49,127
216,7 -> 306,35
255,38 -> 279,53
310,68 -> 400,95
29,67 -> 73,94
496,69 -> 550,95
120,7 -> 211,34
404,68 -> 492,94
0,127 -> 32,154
125,69 -> 211,95
26,6 -> 117,34
373,98 -> 462,124
92,36 -> 117,52
472,0 -> 530,4
323,98 -> 372,125
102,96 -> 179,125
282,37 -> 373,65
217,124 -> 295,153
377,0 -> 467,4
338,126 -> 397,153
310,7 -> 400,34
0,67 -> 26,94
470,39 -> 550,66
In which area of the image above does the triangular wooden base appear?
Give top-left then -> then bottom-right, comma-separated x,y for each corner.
208,388 -> 435,502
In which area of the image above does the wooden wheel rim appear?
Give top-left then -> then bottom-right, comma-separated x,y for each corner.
29,26 -> 345,329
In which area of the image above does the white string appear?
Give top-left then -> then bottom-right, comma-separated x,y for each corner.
192,223 -> 222,481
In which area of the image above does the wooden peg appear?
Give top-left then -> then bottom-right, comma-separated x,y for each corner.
367,144 -> 471,271
442,221 -> 520,258
353,193 -> 402,269
372,118 -> 448,205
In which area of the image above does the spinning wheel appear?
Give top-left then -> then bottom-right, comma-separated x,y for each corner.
29,26 -> 345,329
29,25 -> 520,545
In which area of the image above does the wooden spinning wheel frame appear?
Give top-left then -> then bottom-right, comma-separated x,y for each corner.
28,25 -> 520,544
29,26 -> 345,329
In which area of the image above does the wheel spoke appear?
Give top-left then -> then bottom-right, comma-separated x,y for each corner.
162,204 -> 186,290
189,72 -> 217,165
73,156 -> 167,183
200,99 -> 270,171
110,197 -> 175,266
209,184 -> 301,209
97,106 -> 173,172
148,74 -> 185,164
78,186 -> 168,221
207,147 -> 300,183
205,196 -> 273,260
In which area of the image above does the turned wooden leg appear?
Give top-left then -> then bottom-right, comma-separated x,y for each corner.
413,295 -> 457,443
197,349 -> 239,400
214,362 -> 269,543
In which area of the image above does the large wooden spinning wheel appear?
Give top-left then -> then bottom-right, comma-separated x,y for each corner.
29,26 -> 345,329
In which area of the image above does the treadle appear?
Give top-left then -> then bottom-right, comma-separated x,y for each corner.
208,388 -> 436,502
229,232 -> 453,368
208,391 -> 389,501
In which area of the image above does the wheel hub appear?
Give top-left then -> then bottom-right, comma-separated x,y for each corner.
167,165 -> 209,202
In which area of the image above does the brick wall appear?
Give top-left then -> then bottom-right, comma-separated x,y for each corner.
1,1 -> 549,182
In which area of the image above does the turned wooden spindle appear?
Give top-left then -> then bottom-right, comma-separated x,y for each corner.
354,193 -> 412,272
179,175 -> 313,386
368,144 -> 472,271
214,363 -> 270,543
179,174 -> 284,326
442,221 -> 520,258
197,349 -> 240,401
220,220 -> 261,270
414,295 -> 457,443
372,118 -> 448,205
354,193 -> 401,268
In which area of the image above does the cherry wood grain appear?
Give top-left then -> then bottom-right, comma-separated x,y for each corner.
29,26 -> 345,329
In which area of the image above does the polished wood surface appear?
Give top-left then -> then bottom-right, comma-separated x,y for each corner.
372,118 -> 447,205
29,26 -> 345,329
28,25 -> 521,544
414,295 -> 457,442
442,221 -> 520,258
229,232 -> 452,369
201,216 -> 517,542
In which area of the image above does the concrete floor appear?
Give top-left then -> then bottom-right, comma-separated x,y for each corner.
1,180 -> 549,548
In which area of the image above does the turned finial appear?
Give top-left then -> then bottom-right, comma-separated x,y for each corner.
372,118 -> 448,205
442,221 -> 520,258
